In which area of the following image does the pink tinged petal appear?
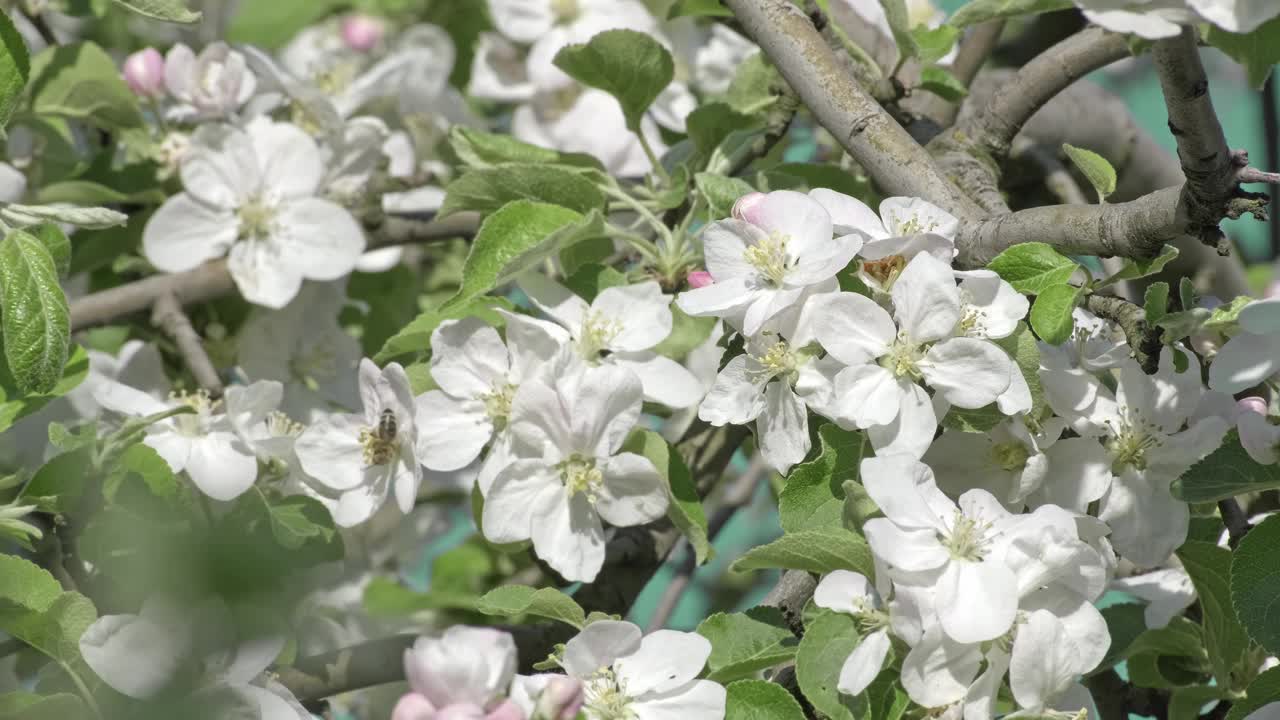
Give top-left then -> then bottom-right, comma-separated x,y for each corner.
699,354 -> 768,425
610,351 -> 704,409
415,391 -> 493,472
1210,333 -> 1280,394
686,271 -> 714,289
863,519 -> 949,572
809,292 -> 895,365
900,624 -> 983,708
616,630 -> 711,695
596,452 -> 669,527
758,381 -> 810,473
391,693 -> 436,720
518,273 -> 589,336
731,192 -> 767,221
181,125 -> 259,208
533,490 -> 606,582
891,253 -> 962,342
249,119 -> 324,198
837,627 -> 892,696
294,413 -> 369,491
831,364 -> 902,429
143,194 -> 238,273
228,239 -> 304,309
701,219 -> 762,280
561,620 -> 643,679
484,700 -> 525,720
482,461 -> 560,543
79,614 -> 182,698
630,680 -> 726,720
866,380 -> 937,459
676,277 -> 755,318
405,627 -> 518,709
936,560 -> 1018,644
186,431 -> 258,501
163,43 -> 195,97
1033,438 -> 1114,512
1239,411 -> 1280,464
920,338 -> 1012,409
809,188 -> 887,239
1240,298 -> 1280,335
430,318 -> 512,399
738,190 -> 832,258
593,282 -> 673,352
272,198 -> 366,281
814,570 -> 878,615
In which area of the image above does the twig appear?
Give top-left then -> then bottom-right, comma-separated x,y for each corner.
1084,294 -> 1162,374
19,5 -> 58,47
1219,498 -> 1251,548
152,292 -> 223,396
1264,75 -> 1280,258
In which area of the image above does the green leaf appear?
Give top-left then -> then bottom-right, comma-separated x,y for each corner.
0,554 -> 97,666
562,263 -> 628,304
27,42 -> 144,128
878,0 -> 919,61
948,0 -> 1074,27
362,576 -> 477,616
695,172 -> 756,220
842,479 -> 882,532
687,102 -> 761,161
0,345 -> 87,435
448,127 -> 603,171
440,201 -> 594,312
723,53 -> 781,116
0,229 -> 71,395
263,495 -> 343,552
1062,143 -> 1117,202
20,449 -> 92,513
795,610 -> 867,720
375,296 -> 514,362
1029,284 -> 1082,345
553,30 -> 674,132
987,242 -> 1080,294
28,224 -> 69,278
779,425 -> 867,532
0,11 -> 30,131
1145,282 -> 1170,325
476,585 -> 586,629
918,66 -> 967,101
1177,542 -> 1253,688
622,430 -> 711,565
652,304 -> 716,360
1232,514 -> 1280,655
1225,666 -> 1280,720
697,607 -> 799,683
35,179 -> 166,207
1169,685 -> 1227,720
441,165 -> 607,218
0,691 -> 86,720
559,235 -> 615,277
732,527 -> 875,578
110,0 -> 200,22
1172,432 -> 1280,503
1206,16 -> 1280,89
668,0 -> 732,19
227,0 -> 346,48
1102,244 -> 1180,286
1126,616 -> 1207,660
1203,295 -> 1255,332
724,679 -> 806,720
912,25 -> 961,65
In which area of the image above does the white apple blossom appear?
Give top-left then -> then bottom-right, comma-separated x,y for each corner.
517,276 -> 703,408
481,360 -> 668,582
813,570 -> 895,696
555,620 -> 726,720
294,359 -> 422,527
1111,567 -> 1196,629
1040,308 -> 1129,374
511,88 -> 661,177
1239,402 -> 1280,464
142,118 -> 366,308
394,626 -> 522,720
164,42 -> 257,121
1073,0 -> 1280,38
924,417 -> 1063,509
677,190 -> 862,336
1185,0 -> 1280,33
1209,298 -> 1280,394
809,254 -> 1014,458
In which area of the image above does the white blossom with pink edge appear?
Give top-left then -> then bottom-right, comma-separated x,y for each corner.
394,626 -> 525,720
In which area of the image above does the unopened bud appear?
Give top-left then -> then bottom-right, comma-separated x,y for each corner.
341,14 -> 386,52
686,270 -> 714,289
485,699 -> 527,720
123,48 -> 165,98
533,676 -> 584,720
391,692 -> 436,720
731,192 -> 767,223
1238,396 -> 1269,417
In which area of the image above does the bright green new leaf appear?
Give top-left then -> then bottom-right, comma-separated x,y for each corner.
1029,284 -> 1082,345
27,42 -> 144,128
20,449 -> 92,513
1063,143 -> 1117,201
476,585 -> 587,629
440,165 -> 607,217
1206,16 -> 1280,89
562,263 -> 628,304
732,527 -> 875,578
987,242 -> 1079,294
1101,244 -> 1179,286
448,127 -> 603,171
0,229 -> 71,395
724,679 -> 806,720
1172,432 -> 1280,502
695,172 -> 756,219
111,0 -> 200,22
553,30 -> 674,132
948,0 -> 1074,27
696,607 -> 799,683
1177,542 -> 1253,688
779,425 -> 867,533
912,25 -> 961,65
375,296 -> 514,362
1169,686 -> 1227,720
918,66 -> 968,101
878,0 -> 919,61
795,610 -> 867,720
687,102 -> 761,160
668,0 -> 732,18
1232,514 -> 1280,655
1145,282 -> 1170,325
622,430 -> 712,565
0,11 -> 29,131
1203,295 -> 1255,332
762,163 -> 872,200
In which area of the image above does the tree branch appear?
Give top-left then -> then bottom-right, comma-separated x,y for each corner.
152,293 -> 223,396
723,0 -> 982,219
1084,294 -> 1162,374
69,212 -> 480,331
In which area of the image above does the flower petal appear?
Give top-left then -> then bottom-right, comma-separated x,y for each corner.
809,188 -> 887,239
814,569 -> 878,615
699,354 -> 768,425
295,413 -> 370,491
249,118 -> 323,198
596,452 -> 669,527
920,337 -> 1012,409
866,380 -> 937,459
809,292 -> 895,366
561,620 -> 643,679
610,351 -> 705,409
186,431 -> 258,501
272,197 -> 366,281
936,560 -> 1018,643
532,490 -> 606,582
1209,332 -> 1280,394
701,219 -> 763,281
518,273 -> 589,336
415,391 -> 493,472
831,364 -> 903,429
837,627 -> 892,696
227,238 -> 305,309
616,630 -> 711,695
631,680 -> 726,720
481,460 -> 560,544
430,317 -> 511,399
594,282 -> 673,352
891,253 -> 961,342
900,623 -> 982,708
143,194 -> 238,273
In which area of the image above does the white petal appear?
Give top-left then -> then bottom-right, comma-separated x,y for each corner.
892,253 -> 961,342
958,272 -> 1027,340
1032,437 -> 1114,512
737,190 -> 833,260
1240,298 -> 1280,335
863,519 -> 950,571
272,198 -> 366,281
936,560 -> 1018,643
532,489 -> 605,583
143,194 -> 237,273
415,391 -> 493,471
831,364 -> 902,429
502,311 -> 571,380
481,460 -> 560,543
596,452 -> 669,527
809,188 -> 887,239
741,287 -> 805,337
837,628 -> 892,696
518,273 -> 589,336
675,276 -> 754,318
758,381 -> 810,473
698,354 -> 768,425
1239,411 -> 1280,465
631,680 -> 726,720
900,624 -> 983,708
80,614 -> 183,698
1082,9 -> 1183,38
860,454 -> 951,531
561,620 -> 643,679
814,570 -> 878,615
616,630 -> 711,695
94,380 -> 170,417
572,363 -> 645,457
1009,610 -> 1077,711
186,432 -> 258,501
610,352 -> 705,409
921,338 -> 1012,409
250,119 -> 323,198
430,317 -> 511,399
594,282 -> 673,352
294,413 -> 369,491
880,197 -> 959,240
228,239 -> 304,309
181,124 -> 258,208
331,476 -> 388,527
809,292 -> 896,365
488,0 -> 556,43
1209,333 -> 1280,394
1098,469 -> 1188,568
701,219 -> 761,281
867,380 -> 937,459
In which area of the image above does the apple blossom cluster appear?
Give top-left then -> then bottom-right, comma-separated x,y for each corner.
1070,0 -> 1280,39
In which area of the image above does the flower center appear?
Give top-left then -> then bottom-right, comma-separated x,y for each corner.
990,441 -> 1029,472
744,232 -> 791,287
878,333 -> 924,380
358,409 -> 400,466
481,382 -> 517,430
238,195 -> 278,241
940,510 -> 993,562
551,0 -> 581,22
889,211 -> 940,236
559,453 -> 603,501
198,60 -> 225,97
860,255 -> 905,288
748,340 -> 800,386
169,389 -> 219,437
266,411 -> 304,438
584,669 -> 635,720
577,312 -> 622,362
1107,420 -> 1161,473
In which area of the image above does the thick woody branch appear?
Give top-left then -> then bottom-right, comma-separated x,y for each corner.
1084,294 -> 1162,374
68,212 -> 480,331
723,0 -> 982,219
152,293 -> 223,395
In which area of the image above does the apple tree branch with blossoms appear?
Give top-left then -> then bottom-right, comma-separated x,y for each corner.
4,0 -> 1280,718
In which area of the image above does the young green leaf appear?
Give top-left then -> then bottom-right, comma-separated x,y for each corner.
623,430 -> 712,564
553,30 -> 675,132
1063,143 -> 1118,202
1029,284 -> 1082,345
918,66 -> 968,101
1144,282 -> 1170,325
1232,514 -> 1280,655
732,527 -> 875,578
724,679 -> 806,720
1172,432 -> 1280,502
779,425 -> 867,533
695,172 -> 756,219
1225,666 -> 1280,720
668,0 -> 732,18
696,608 -> 799,683
27,224 -> 69,278
795,610 -> 867,720
0,554 -> 97,666
110,0 -> 201,23
686,102 -> 761,161
448,127 -> 603,171
374,296 -> 514,363
28,43 -> 145,129
0,230 -> 71,395
878,0 -> 919,62
476,585 -> 587,629
1100,244 -> 1179,285
0,11 -> 30,131
912,25 -> 961,65
440,165 -> 607,217
987,242 -> 1080,294
948,0 -> 1074,27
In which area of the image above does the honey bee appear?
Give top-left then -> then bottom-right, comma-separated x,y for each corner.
376,408 -> 398,443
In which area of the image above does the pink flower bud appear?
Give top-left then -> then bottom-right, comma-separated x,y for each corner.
1238,396 -> 1269,417
434,704 -> 488,720
534,676 -> 584,720
341,14 -> 386,52
123,48 -> 165,98
485,699 -> 527,720
392,693 -> 437,720
731,192 -> 767,223
686,270 -> 714,289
